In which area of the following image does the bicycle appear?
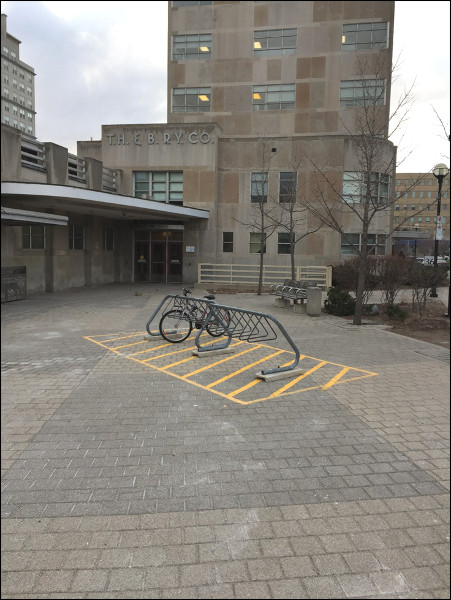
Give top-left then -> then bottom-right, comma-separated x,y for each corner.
159,288 -> 231,343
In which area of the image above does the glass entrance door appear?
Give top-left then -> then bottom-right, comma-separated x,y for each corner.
148,230 -> 183,283
134,240 -> 150,282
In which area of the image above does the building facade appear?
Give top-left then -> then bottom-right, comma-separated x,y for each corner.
393,173 -> 450,257
2,1 -> 397,296
1,14 -> 36,138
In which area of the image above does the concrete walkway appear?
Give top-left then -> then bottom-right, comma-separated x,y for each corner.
1,283 -> 449,598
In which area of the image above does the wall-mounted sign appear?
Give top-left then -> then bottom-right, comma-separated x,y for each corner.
106,131 -> 212,146
185,246 -> 195,253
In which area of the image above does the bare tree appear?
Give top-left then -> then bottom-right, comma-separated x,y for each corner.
267,160 -> 322,281
234,139 -> 279,295
302,53 -> 420,325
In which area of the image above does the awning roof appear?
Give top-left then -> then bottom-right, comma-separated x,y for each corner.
1,182 -> 210,223
1,206 -> 68,226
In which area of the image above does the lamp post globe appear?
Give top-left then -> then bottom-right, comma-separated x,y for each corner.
431,163 -> 449,298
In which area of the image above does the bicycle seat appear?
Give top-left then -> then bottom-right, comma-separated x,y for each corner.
204,294 -> 215,300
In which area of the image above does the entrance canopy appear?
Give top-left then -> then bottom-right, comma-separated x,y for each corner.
1,182 -> 210,223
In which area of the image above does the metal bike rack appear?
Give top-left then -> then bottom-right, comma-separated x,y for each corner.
194,303 -> 301,377
145,292 -> 216,337
145,293 -> 302,379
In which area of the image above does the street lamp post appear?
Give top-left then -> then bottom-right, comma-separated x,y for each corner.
431,163 -> 449,298
414,223 -> 419,258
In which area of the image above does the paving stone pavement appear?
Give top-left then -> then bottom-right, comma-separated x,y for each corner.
1,283 -> 449,599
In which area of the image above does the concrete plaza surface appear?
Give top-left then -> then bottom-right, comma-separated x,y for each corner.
1,283 -> 449,599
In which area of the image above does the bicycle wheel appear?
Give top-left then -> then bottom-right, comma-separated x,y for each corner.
159,310 -> 192,343
206,308 -> 231,337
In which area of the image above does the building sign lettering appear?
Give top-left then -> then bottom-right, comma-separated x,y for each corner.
107,131 -> 211,146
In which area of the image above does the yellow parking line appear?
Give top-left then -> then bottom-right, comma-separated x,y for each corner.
206,350 -> 285,389
270,361 -> 327,397
228,355 -> 304,398
182,342 -> 253,378
111,340 -> 153,350
96,332 -> 146,343
162,356 -> 197,369
141,345 -> 198,362
322,367 -> 351,390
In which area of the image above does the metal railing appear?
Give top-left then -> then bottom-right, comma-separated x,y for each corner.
145,292 -> 301,377
68,154 -> 86,181
20,136 -> 46,171
198,263 -> 332,289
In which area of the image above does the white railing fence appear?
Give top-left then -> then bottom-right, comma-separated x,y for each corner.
198,264 -> 332,289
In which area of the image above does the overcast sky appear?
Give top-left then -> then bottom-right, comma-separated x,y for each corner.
2,0 -> 450,173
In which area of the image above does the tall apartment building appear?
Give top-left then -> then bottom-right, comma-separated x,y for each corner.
393,172 -> 450,256
1,14 -> 36,137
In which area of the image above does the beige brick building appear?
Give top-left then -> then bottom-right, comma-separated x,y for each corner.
393,172 -> 450,257
2,1 -> 399,295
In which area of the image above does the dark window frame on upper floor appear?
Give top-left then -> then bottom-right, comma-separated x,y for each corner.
342,22 -> 388,51
253,84 -> 295,111
172,34 -> 212,60
171,87 -> 211,113
253,28 -> 297,56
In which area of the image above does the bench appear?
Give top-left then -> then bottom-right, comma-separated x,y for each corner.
269,280 -> 322,315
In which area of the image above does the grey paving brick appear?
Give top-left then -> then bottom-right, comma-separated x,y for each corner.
1,285 -> 450,598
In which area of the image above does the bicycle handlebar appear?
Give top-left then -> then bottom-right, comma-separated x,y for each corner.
182,288 -> 192,296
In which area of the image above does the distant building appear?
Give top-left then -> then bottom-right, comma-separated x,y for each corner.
2,1 -> 397,296
1,13 -> 36,138
393,173 -> 450,256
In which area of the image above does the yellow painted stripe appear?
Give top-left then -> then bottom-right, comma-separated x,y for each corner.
229,355 -> 305,398
183,343 -> 256,378
270,361 -> 327,397
162,356 -> 197,369
96,332 -> 147,343
111,340 -> 151,350
321,367 -> 351,390
206,350 -> 284,389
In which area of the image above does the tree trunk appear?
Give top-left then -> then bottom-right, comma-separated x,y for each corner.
354,257 -> 366,325
257,249 -> 264,295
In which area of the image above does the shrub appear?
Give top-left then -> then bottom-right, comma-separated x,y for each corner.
323,287 -> 356,316
384,303 -> 408,321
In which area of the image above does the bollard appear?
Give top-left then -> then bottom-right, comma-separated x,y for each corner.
306,287 -> 322,316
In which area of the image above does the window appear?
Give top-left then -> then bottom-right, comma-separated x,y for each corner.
253,84 -> 295,110
104,228 -> 114,251
133,171 -> 184,204
172,87 -> 211,112
342,22 -> 388,50
4,115 -> 9,124
172,34 -> 211,60
411,205 -> 415,210
278,232 -> 294,254
279,172 -> 297,203
3,88 -> 9,98
250,232 -> 266,254
222,232 -> 233,253
22,225 -> 46,249
342,172 -> 391,206
152,172 -> 183,204
340,233 -> 386,255
251,172 -> 268,203
69,225 -> 85,250
253,28 -> 297,56
340,79 -> 385,106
